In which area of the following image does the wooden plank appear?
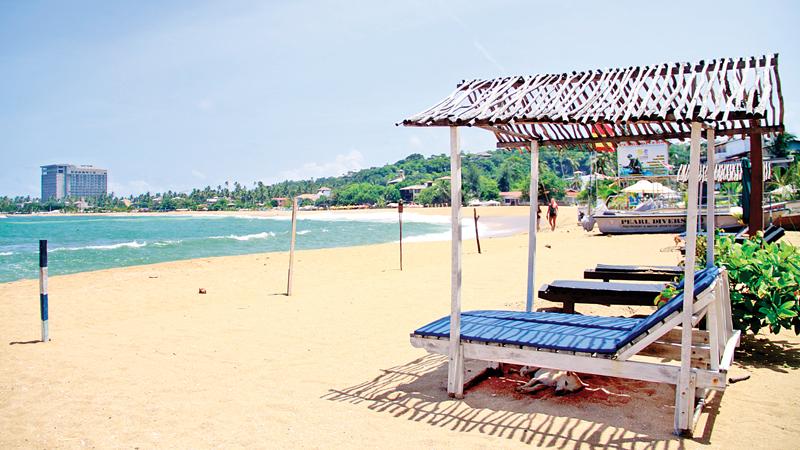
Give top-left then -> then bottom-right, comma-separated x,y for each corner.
640,341 -> 710,362
286,197 -> 298,296
749,123 -> 764,234
447,126 -> 464,398
526,141 -> 539,312
584,269 -> 681,282
538,280 -> 665,307
677,122 -> 703,433
706,128 -> 716,266
661,328 -> 710,345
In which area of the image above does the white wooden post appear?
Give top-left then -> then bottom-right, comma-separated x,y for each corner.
706,128 -> 716,268
286,197 -> 298,296
447,126 -> 465,398
526,141 -> 540,312
675,121 -> 702,434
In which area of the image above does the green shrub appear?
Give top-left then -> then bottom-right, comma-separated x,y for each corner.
696,233 -> 800,335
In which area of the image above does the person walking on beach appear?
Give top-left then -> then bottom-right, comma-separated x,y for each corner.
547,198 -> 558,231
536,202 -> 542,232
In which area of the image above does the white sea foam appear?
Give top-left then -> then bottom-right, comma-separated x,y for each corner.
152,240 -> 182,247
209,231 -> 276,241
0,251 -> 13,256
52,241 -> 148,252
296,230 -> 311,235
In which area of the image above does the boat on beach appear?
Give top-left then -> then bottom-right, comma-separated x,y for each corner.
592,208 -> 741,234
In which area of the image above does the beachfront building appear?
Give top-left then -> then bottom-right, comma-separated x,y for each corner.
41,164 -> 108,200
499,191 -> 522,206
317,187 -> 332,197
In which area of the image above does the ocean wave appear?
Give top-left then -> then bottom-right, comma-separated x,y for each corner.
0,251 -> 13,256
52,241 -> 148,252
209,231 -> 276,241
152,239 -> 182,247
296,230 -> 311,235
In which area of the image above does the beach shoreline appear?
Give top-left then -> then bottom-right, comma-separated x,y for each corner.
2,207 -> 798,448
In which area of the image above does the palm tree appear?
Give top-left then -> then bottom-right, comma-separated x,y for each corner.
766,132 -> 798,158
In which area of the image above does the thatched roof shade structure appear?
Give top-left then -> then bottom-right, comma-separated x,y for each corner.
402,54 -> 783,148
399,54 -> 785,435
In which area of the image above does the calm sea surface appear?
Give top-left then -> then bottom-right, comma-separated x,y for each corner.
0,213 -> 449,283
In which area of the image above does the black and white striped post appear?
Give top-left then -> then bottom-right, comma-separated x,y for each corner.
39,239 -> 49,342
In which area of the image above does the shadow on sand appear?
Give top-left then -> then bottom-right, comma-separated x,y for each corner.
323,355 -> 723,449
735,334 -> 800,373
8,340 -> 43,345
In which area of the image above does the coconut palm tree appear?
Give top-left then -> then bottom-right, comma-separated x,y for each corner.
766,132 -> 798,158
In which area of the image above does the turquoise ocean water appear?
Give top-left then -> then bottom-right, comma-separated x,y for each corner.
0,213 -> 449,283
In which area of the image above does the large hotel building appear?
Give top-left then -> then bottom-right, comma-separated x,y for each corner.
41,164 -> 108,200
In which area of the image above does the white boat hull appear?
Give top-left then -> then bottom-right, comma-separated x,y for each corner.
594,211 -> 741,234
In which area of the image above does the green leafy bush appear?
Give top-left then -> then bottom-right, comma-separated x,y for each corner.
696,233 -> 800,335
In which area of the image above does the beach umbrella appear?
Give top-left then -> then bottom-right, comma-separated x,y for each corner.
622,179 -> 655,193
649,182 -> 677,195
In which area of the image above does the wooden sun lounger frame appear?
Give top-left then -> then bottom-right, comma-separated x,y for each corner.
411,268 -> 741,435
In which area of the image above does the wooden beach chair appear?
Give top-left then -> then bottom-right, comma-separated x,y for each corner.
538,279 -> 666,313
583,264 -> 684,282
411,267 -> 740,435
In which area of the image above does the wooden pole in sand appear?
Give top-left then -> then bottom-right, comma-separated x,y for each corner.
398,200 -> 403,270
447,126 -> 464,398
39,240 -> 49,342
287,197 -> 298,296
473,208 -> 481,254
706,127 -> 716,268
526,141 -> 540,312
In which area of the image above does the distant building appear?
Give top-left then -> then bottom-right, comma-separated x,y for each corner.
317,187 -> 332,197
499,191 -> 522,206
41,164 -> 107,200
387,170 -> 406,185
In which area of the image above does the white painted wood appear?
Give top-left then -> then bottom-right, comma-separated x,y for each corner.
447,126 -> 465,398
618,314 -> 683,360
719,330 -> 742,371
410,336 -> 681,385
706,128 -> 716,267
706,290 -> 721,371
286,198 -> 298,296
526,141 -> 540,312
676,122 -> 703,433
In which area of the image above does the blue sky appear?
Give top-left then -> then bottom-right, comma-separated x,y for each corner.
1,0 -> 798,197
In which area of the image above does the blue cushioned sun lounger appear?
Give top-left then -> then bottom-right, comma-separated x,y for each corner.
410,266 -> 740,437
414,268 -> 718,355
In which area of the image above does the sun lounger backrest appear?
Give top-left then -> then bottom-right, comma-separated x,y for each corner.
617,267 -> 719,349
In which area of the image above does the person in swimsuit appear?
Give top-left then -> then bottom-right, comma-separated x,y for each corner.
547,198 -> 558,231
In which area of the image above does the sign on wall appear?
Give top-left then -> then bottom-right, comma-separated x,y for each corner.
617,142 -> 670,177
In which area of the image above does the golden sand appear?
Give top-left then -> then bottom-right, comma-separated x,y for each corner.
1,206 -> 798,448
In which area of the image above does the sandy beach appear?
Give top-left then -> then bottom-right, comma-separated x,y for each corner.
1,206 -> 798,449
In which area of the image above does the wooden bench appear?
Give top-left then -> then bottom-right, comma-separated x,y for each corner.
584,264 -> 683,282
538,279 -> 666,313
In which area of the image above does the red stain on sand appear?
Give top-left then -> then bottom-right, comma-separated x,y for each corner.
471,373 -> 648,406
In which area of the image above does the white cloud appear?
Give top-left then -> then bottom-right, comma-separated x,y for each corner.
279,150 -> 365,181
191,169 -> 206,180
